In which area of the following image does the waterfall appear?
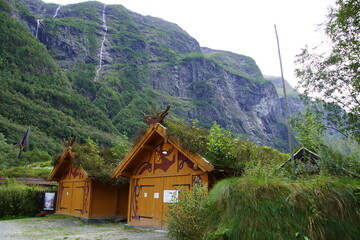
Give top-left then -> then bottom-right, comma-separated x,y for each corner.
94,4 -> 108,82
35,19 -> 43,38
53,5 -> 61,18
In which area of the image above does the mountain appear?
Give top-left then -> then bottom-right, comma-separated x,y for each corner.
265,76 -> 305,116
0,0 -> 303,153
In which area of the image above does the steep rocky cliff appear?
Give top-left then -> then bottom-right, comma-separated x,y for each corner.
1,0 -> 304,151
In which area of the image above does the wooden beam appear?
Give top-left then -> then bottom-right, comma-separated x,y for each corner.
120,171 -> 132,177
141,144 -> 154,150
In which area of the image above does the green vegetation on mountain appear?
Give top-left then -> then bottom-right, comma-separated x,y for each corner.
265,76 -> 298,98
0,0 -> 309,163
0,0 -> 128,155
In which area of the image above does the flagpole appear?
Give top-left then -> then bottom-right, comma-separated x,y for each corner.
274,25 -> 294,165
18,127 -> 30,184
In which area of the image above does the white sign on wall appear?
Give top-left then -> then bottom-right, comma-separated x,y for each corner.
44,192 -> 56,210
163,190 -> 178,203
144,192 -> 147,197
154,192 -> 160,198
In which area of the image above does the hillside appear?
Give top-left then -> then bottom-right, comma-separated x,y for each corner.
0,0 -> 304,153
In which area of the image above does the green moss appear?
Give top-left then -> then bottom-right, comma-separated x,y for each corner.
70,141 -> 128,185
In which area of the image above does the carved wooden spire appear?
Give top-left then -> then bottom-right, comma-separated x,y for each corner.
143,106 -> 170,125
64,136 -> 76,148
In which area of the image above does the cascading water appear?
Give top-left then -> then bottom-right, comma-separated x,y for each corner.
94,4 -> 108,82
35,19 -> 43,38
53,5 -> 61,18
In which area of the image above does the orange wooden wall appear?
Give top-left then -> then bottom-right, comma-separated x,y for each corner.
90,182 -> 128,219
56,166 -> 91,218
56,165 -> 128,219
127,141 -> 208,228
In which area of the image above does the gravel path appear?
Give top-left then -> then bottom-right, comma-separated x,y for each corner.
0,215 -> 168,240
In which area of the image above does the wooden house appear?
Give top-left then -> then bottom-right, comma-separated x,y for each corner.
289,147 -> 321,173
112,122 -> 237,228
48,147 -> 128,221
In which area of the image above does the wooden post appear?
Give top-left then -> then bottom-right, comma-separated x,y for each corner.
274,24 -> 295,165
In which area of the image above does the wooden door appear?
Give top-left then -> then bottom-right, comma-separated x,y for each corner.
137,184 -> 155,218
59,182 -> 72,215
162,175 -> 191,228
130,177 -> 163,228
70,182 -> 85,216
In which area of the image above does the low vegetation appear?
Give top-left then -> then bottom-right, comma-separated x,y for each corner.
165,120 -> 288,171
0,178 -> 44,218
166,120 -> 360,240
167,183 -> 208,240
0,161 -> 52,179
53,137 -> 132,185
204,177 -> 360,240
167,177 -> 360,240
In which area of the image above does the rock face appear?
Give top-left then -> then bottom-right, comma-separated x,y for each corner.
8,0 -> 304,151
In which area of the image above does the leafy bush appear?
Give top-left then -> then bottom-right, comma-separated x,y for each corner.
317,136 -> 360,178
206,122 -> 238,167
0,132 -> 18,170
111,135 -> 132,159
203,177 -> 360,240
0,178 -> 43,218
166,182 -> 208,240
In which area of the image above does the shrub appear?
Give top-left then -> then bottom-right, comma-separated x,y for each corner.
166,182 -> 208,240
317,136 -> 360,178
0,178 -> 43,218
206,122 -> 238,167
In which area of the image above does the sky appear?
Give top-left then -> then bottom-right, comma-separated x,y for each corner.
43,0 -> 335,87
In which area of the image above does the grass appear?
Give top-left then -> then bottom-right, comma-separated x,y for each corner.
203,176 -> 360,240
0,162 -> 53,179
0,215 -> 30,221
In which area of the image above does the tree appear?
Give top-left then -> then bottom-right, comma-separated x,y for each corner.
111,135 -> 132,160
206,122 -> 238,167
291,109 -> 325,152
0,133 -> 19,170
295,0 -> 359,141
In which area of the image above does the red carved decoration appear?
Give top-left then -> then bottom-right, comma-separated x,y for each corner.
71,168 -> 80,178
154,144 -> 175,172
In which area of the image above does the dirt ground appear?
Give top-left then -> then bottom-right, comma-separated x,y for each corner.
0,215 -> 169,240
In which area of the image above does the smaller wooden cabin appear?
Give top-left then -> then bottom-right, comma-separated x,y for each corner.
280,147 -> 321,174
48,147 -> 128,220
291,147 -> 320,173
113,122 -> 237,229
